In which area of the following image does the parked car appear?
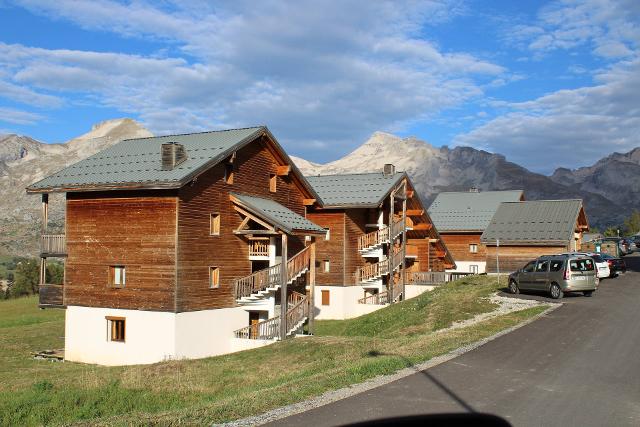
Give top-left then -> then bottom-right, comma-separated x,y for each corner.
599,253 -> 627,276
508,254 -> 598,299
561,252 -> 610,279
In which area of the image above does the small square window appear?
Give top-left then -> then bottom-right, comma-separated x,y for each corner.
325,228 -> 330,241
469,244 -> 478,253
209,266 -> 220,289
269,173 -> 277,193
109,266 -> 126,288
210,213 -> 220,235
106,317 -> 125,342
323,260 -> 330,273
225,163 -> 234,184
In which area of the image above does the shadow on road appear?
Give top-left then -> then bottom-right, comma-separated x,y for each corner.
623,253 -> 640,273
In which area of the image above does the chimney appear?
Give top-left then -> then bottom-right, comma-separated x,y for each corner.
383,164 -> 396,176
469,187 -> 479,193
161,142 -> 188,170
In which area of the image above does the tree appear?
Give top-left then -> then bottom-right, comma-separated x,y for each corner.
623,210 -> 640,236
10,259 -> 39,297
46,262 -> 64,284
603,226 -> 619,237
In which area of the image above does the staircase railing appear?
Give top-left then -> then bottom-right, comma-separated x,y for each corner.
358,227 -> 389,251
406,271 -> 447,285
355,258 -> 390,283
358,291 -> 389,305
234,294 -> 309,340
391,218 -> 405,239
234,245 -> 312,300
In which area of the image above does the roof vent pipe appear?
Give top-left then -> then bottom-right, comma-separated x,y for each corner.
161,142 -> 188,170
383,164 -> 396,176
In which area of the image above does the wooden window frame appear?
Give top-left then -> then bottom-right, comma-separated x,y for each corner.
469,244 -> 478,254
210,213 -> 221,236
325,228 -> 330,241
269,173 -> 277,193
209,266 -> 220,289
321,290 -> 330,306
106,316 -> 126,342
323,259 -> 330,273
109,265 -> 126,288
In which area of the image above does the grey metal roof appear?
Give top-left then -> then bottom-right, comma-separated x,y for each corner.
428,190 -> 524,231
305,172 -> 405,208
27,127 -> 321,204
481,200 -> 583,245
231,193 -> 325,235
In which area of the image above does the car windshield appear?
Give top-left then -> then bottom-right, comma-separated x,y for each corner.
570,258 -> 595,271
523,261 -> 536,272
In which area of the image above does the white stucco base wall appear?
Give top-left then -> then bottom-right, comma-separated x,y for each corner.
404,284 -> 436,299
314,286 -> 383,320
65,305 -> 251,366
446,261 -> 486,274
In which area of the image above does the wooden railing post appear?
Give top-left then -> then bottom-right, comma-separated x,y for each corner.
308,240 -> 316,335
388,189 -> 395,302
279,233 -> 288,340
400,180 -> 407,301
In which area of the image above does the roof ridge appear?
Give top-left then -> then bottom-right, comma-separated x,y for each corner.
501,199 -> 582,204
122,125 -> 265,142
306,171 -> 405,178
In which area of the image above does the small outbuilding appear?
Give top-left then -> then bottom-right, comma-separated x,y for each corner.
481,199 -> 589,273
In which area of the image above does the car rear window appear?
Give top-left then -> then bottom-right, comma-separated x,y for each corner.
570,258 -> 595,271
549,260 -> 564,271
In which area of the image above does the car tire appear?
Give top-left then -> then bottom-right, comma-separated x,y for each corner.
550,283 -> 563,300
583,291 -> 593,297
508,280 -> 520,294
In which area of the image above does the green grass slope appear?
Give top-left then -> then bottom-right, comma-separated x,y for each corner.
0,276 -> 547,426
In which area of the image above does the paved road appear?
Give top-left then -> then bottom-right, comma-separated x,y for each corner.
269,254 -> 640,427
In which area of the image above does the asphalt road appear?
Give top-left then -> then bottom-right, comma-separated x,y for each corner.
269,254 -> 640,427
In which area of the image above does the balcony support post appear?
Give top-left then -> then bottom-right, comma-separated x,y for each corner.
388,189 -> 395,302
308,240 -> 316,335
279,233 -> 288,340
41,193 -> 48,234
400,180 -> 407,301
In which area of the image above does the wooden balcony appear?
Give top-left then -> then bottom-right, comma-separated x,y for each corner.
41,234 -> 66,257
234,292 -> 309,340
358,291 -> 389,305
248,240 -> 269,257
405,271 -> 447,285
356,259 -> 390,283
358,227 -> 389,251
38,284 -> 64,308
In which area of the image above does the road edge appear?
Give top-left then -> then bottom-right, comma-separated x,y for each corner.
224,302 -> 562,427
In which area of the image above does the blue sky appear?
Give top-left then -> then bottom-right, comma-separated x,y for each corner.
0,0 -> 638,174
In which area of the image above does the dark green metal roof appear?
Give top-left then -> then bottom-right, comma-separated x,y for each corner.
481,199 -> 583,245
231,193 -> 325,235
428,190 -> 524,232
27,127 -> 321,204
305,172 -> 405,208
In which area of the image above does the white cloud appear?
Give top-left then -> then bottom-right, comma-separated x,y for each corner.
1,0 -> 507,159
0,107 -> 44,124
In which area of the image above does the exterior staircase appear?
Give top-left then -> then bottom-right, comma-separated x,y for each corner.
234,245 -> 311,303
234,292 -> 309,340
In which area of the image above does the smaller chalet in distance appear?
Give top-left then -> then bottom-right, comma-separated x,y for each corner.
306,169 -> 455,320
481,199 -> 590,273
428,189 -> 524,274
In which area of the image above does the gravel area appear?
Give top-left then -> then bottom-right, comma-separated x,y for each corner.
222,295 -> 560,427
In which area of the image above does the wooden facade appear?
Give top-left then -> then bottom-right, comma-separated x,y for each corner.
56,135 -> 316,313
485,245 -> 568,273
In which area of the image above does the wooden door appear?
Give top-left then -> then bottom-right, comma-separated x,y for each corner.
249,312 -> 260,339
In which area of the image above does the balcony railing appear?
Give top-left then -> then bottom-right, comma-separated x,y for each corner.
41,234 -> 66,256
234,292 -> 309,340
38,284 -> 64,308
355,259 -> 390,283
405,271 -> 447,285
357,291 -> 389,305
249,240 -> 269,257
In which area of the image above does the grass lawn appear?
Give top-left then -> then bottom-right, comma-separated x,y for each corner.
0,276 -> 548,426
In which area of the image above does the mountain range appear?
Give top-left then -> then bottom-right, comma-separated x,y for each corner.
0,119 -> 636,257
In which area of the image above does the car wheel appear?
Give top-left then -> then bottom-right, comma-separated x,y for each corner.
550,283 -> 563,300
583,291 -> 593,297
508,280 -> 520,294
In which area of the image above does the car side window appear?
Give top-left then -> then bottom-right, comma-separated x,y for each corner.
549,260 -> 563,272
523,261 -> 536,273
536,261 -> 549,272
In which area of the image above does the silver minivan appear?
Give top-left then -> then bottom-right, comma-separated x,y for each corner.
508,254 -> 598,299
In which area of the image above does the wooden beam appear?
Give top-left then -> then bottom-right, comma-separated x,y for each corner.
232,204 -> 275,231
428,238 -> 439,243
303,198 -> 316,206
412,223 -> 432,231
279,234 -> 288,340
444,263 -> 455,269
233,230 -> 279,236
436,250 -> 446,258
276,165 -> 291,176
406,190 -> 415,198
406,209 -> 424,216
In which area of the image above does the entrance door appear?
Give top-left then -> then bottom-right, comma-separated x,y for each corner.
249,312 -> 260,339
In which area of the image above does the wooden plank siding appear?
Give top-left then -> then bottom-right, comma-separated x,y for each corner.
176,138 -> 306,312
485,245 -> 568,273
344,209 -> 368,285
306,210 -> 346,285
64,193 -> 178,311
439,232 -> 485,264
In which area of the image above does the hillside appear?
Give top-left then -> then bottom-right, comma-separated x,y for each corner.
0,119 -> 152,256
292,132 -> 632,230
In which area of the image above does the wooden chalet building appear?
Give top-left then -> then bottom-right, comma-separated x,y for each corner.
481,199 -> 590,273
305,167 -> 455,320
27,126 -> 327,365
428,190 -> 524,274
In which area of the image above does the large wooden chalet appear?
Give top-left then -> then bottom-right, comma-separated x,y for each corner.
428,190 -> 524,274
306,169 -> 455,320
27,127 -> 454,365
